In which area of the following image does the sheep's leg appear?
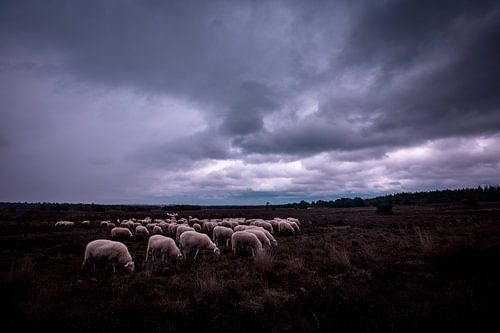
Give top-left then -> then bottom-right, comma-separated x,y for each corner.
112,261 -> 116,273
193,248 -> 200,260
251,247 -> 255,257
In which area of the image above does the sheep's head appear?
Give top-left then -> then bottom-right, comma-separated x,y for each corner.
177,252 -> 183,259
213,247 -> 220,256
272,240 -> 278,247
124,261 -> 135,272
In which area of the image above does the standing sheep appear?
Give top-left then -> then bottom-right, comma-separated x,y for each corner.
244,229 -> 271,250
153,225 -> 163,234
55,221 -> 74,228
111,227 -> 133,239
278,221 -> 295,234
135,225 -> 150,238
231,231 -> 263,256
179,231 -> 220,260
213,226 -> 234,247
176,225 -> 195,243
146,235 -> 182,262
82,239 -> 135,273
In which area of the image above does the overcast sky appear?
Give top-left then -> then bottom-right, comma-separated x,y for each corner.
1,0 -> 499,204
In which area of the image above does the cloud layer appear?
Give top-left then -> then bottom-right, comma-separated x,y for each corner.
1,0 -> 499,204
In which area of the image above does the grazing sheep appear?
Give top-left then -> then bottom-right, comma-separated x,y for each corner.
146,235 -> 182,262
287,221 -> 300,233
278,221 -> 295,234
179,231 -> 220,259
250,221 -> 274,234
260,228 -> 278,247
176,225 -> 195,243
111,227 -> 133,239
82,239 -> 135,273
168,223 -> 179,235
153,225 -> 163,234
231,231 -> 263,256
193,223 -> 202,232
233,225 -> 259,232
100,221 -> 110,228
135,225 -> 150,238
81,220 -> 91,228
287,217 -> 300,225
269,220 -> 280,230
244,229 -> 271,250
213,226 -> 234,247
203,221 -> 218,233
55,221 -> 74,227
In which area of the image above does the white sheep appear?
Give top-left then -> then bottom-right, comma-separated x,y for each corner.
278,221 -> 295,234
135,225 -> 150,238
179,231 -> 220,260
81,220 -> 91,228
55,221 -> 74,227
212,226 -> 234,247
111,227 -> 133,239
100,221 -> 110,228
146,235 -> 182,262
231,231 -> 263,256
287,221 -> 300,233
193,223 -> 202,232
250,221 -> 274,234
176,225 -> 194,243
153,225 -> 163,234
259,228 -> 278,247
82,239 -> 135,273
234,225 -> 257,232
244,229 -> 271,250
287,217 -> 300,225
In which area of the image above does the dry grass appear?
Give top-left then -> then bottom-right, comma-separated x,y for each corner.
1,204 -> 500,331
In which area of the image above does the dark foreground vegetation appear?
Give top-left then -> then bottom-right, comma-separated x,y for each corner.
1,203 -> 500,332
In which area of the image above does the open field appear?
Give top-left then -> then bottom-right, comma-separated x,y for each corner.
1,204 -> 500,332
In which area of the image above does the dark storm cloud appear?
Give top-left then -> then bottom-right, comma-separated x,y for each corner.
1,0 -> 500,203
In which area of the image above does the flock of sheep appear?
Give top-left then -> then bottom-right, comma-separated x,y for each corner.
56,214 -> 301,273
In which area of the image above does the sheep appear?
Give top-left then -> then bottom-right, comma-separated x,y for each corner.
146,223 -> 157,232
100,221 -> 110,228
135,225 -> 150,238
193,223 -> 202,232
146,235 -> 182,262
212,226 -> 234,247
168,223 -> 179,235
287,217 -> 300,226
250,221 -> 274,234
287,221 -> 300,233
269,220 -> 280,230
179,231 -> 220,260
231,231 -> 263,256
244,229 -> 271,250
82,239 -> 135,273
259,228 -> 278,247
55,221 -> 74,227
233,225 -> 259,232
176,225 -> 194,243
111,227 -> 133,239
203,221 -> 218,233
278,221 -> 295,234
81,220 -> 91,228
153,225 -> 163,234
